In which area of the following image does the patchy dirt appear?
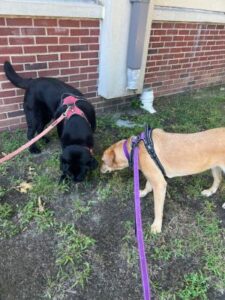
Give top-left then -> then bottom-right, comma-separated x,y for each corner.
0,229 -> 57,300
0,87 -> 225,299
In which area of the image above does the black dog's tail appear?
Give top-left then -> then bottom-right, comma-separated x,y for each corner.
4,61 -> 32,89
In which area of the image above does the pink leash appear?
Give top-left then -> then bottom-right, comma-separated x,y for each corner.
0,95 -> 89,165
0,113 -> 65,164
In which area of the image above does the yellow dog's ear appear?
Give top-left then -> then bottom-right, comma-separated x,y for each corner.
103,149 -> 115,167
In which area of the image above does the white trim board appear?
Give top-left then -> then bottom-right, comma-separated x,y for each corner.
0,0 -> 103,19
153,5 -> 225,24
155,0 -> 225,13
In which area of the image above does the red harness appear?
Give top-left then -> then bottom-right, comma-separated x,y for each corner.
63,95 -> 93,154
63,95 -> 89,124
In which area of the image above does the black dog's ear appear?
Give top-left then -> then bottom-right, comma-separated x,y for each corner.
88,157 -> 98,170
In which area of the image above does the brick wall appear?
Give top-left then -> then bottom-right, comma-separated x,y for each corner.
145,22 -> 225,97
0,16 -> 103,131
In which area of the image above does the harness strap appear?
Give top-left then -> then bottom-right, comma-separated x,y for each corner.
123,125 -> 167,179
63,95 -> 90,126
144,125 -> 167,178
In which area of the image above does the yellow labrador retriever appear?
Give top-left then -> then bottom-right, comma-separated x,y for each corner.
101,128 -> 225,233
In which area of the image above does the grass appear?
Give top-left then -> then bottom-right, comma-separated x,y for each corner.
0,85 -> 225,299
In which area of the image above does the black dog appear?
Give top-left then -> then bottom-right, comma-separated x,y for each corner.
4,61 -> 98,182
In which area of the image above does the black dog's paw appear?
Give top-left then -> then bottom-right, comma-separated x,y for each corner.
42,136 -> 50,144
58,174 -> 70,185
29,146 -> 41,154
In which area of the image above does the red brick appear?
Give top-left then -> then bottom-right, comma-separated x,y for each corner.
0,117 -> 21,128
175,23 -> 186,29
80,37 -> 98,44
3,96 -> 23,105
0,104 -> 19,113
48,45 -> 69,52
0,18 -> 5,26
88,73 -> 98,80
70,45 -> 88,52
0,27 -> 20,36
49,61 -> 69,69
81,52 -> 98,59
34,18 -> 57,27
25,62 -> 47,70
21,27 -> 46,35
152,42 -> 164,48
89,44 -> 99,51
151,23 -> 162,29
90,29 -> 100,36
173,36 -> 184,41
0,46 -> 23,55
162,23 -> 174,29
1,82 -> 15,90
167,29 -> 178,35
158,48 -> 169,54
80,66 -> 97,73
0,113 -> 7,120
153,30 -> 165,35
59,37 -> 79,44
80,20 -> 99,28
70,60 -> 88,67
160,36 -> 173,42
80,79 -> 97,87
38,69 -> 59,77
12,56 -> 36,63
186,24 -> 199,29
6,18 -> 32,26
9,37 -> 34,45
88,86 -> 97,93
150,36 -> 161,42
47,28 -> 69,36
36,37 -> 58,44
24,45 -> 47,54
37,54 -> 58,62
59,19 -> 80,27
89,59 -> 99,66
70,29 -> 89,36
165,42 -> 176,47
60,53 -> 80,60
0,38 -> 7,45
61,67 -> 79,75
7,110 -> 24,118
69,74 -> 87,81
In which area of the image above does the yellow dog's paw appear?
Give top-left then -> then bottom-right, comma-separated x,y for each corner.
201,189 -> 215,197
151,223 -> 161,234
139,190 -> 148,198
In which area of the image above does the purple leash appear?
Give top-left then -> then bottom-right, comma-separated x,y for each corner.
123,139 -> 151,300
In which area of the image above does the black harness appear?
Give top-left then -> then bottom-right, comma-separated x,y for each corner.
128,125 -> 167,179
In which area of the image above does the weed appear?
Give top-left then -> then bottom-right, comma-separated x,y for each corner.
0,186 -> 7,199
0,203 -> 19,238
45,223 -> 96,297
19,199 -> 55,232
73,198 -> 91,219
178,271 -> 209,300
0,203 -> 13,219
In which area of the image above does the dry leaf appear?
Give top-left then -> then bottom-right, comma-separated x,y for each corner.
38,197 -> 45,213
17,181 -> 33,193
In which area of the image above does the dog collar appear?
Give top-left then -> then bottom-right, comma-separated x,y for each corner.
123,126 -> 167,178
